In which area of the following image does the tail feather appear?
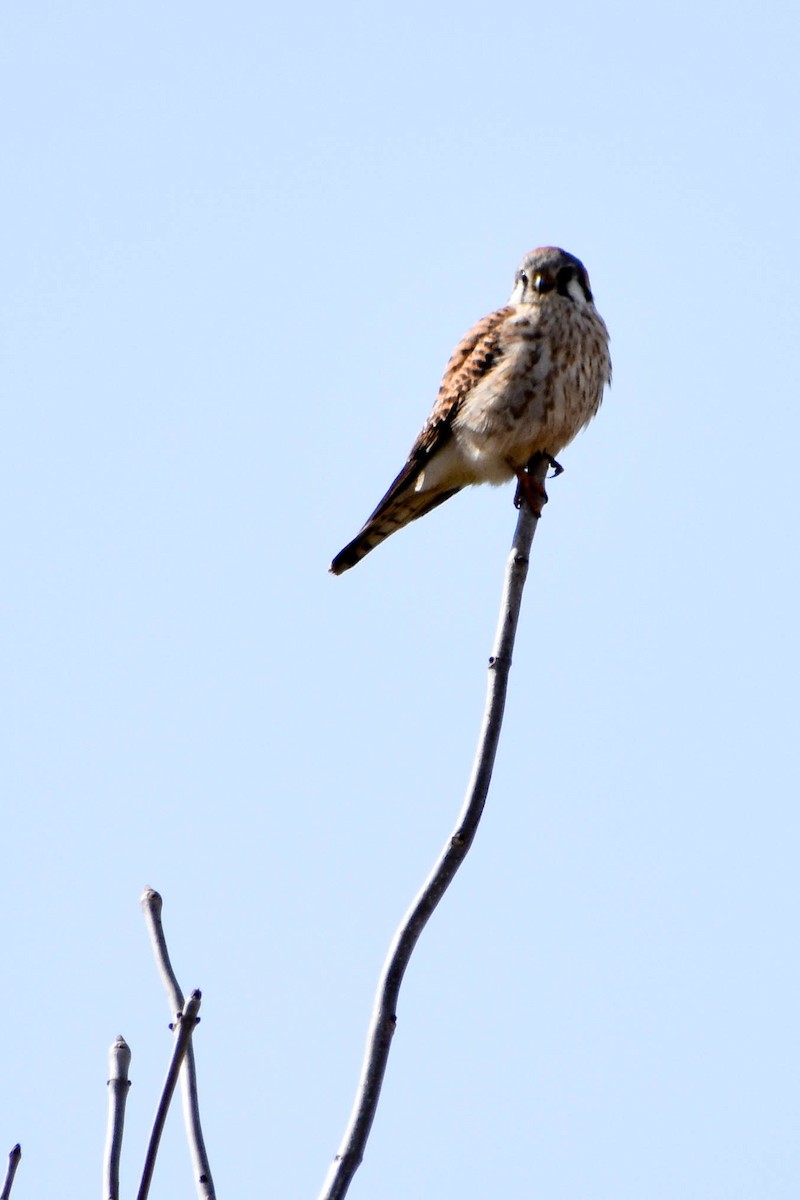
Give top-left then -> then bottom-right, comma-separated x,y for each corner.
329,486 -> 461,575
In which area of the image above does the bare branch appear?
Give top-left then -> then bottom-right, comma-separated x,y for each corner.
140,888 -> 216,1200
103,1036 -> 132,1200
136,989 -> 202,1200
0,1145 -> 21,1200
140,888 -> 184,1009
318,454 -> 549,1200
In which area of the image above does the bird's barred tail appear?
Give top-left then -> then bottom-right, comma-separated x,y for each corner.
329,487 -> 460,575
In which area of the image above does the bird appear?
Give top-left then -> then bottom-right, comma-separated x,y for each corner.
329,246 -> 610,575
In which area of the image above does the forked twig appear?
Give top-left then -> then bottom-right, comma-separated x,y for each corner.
136,989 -> 202,1200
318,453 -> 550,1200
103,1036 -> 132,1200
140,888 -> 216,1200
0,1145 -> 21,1200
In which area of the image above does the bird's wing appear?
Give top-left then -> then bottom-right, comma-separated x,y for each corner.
330,306 -> 512,574
364,306 -> 512,513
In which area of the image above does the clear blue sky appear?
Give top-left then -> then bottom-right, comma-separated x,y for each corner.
2,2 -> 799,1196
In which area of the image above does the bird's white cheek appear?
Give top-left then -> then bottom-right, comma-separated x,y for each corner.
566,277 -> 589,306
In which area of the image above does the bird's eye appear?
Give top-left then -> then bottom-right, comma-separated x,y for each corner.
517,270 -> 529,287
533,273 -> 555,294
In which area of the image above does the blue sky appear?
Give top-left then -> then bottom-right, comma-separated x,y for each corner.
2,2 -> 800,1196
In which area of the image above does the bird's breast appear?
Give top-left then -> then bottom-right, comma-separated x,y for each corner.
452,305 -> 609,477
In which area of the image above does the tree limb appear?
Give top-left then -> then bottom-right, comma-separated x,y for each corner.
136,989 -> 202,1200
103,1035 -> 131,1200
0,1145 -> 21,1200
318,453 -> 550,1200
141,887 -> 216,1200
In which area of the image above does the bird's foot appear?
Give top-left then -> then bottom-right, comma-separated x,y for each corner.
512,451 -> 564,513
512,467 -> 548,514
513,448 -> 563,508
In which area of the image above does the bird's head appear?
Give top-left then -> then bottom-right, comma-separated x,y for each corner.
509,247 -> 594,307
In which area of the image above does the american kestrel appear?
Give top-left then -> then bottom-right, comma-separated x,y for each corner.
330,246 -> 610,575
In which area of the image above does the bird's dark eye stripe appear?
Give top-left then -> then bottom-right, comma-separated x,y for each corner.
556,267 -> 574,296
556,265 -> 593,301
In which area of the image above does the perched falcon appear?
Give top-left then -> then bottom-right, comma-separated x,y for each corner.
330,247 -> 610,575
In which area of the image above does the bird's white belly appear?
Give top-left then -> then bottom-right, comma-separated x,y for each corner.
452,370 -> 551,481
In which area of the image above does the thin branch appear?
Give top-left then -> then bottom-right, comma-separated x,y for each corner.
318,454 -> 550,1200
136,989 -> 202,1200
140,887 -> 216,1200
140,888 -> 185,1009
0,1145 -> 21,1200
103,1036 -> 132,1200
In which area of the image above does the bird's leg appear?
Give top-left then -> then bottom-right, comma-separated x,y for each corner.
512,469 -> 547,513
511,450 -> 566,511
511,452 -> 549,514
